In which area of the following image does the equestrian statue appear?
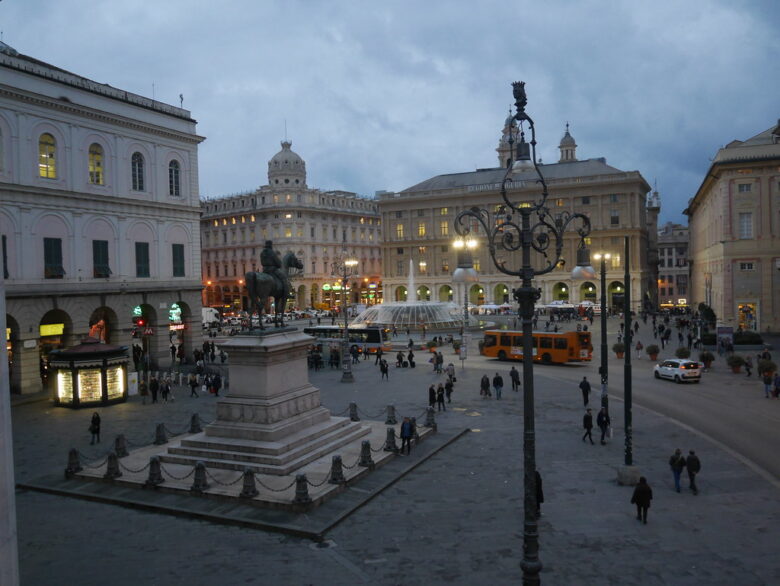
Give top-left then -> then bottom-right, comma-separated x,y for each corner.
245,241 -> 303,329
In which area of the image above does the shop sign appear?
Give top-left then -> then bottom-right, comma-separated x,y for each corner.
169,323 -> 186,331
169,302 -> 182,323
132,305 -> 143,317
144,327 -> 154,336
40,323 -> 65,336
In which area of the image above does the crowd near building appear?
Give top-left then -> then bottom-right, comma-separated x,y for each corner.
0,42 -> 204,395
377,122 -> 660,313
685,120 -> 780,333
200,141 -> 382,313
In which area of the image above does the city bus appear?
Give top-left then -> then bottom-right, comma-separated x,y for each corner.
302,325 -> 392,354
482,330 -> 593,364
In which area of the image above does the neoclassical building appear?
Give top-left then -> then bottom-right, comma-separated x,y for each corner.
201,141 -> 382,311
1,42 -> 205,395
685,120 -> 780,332
378,121 -> 659,312
656,221 -> 690,308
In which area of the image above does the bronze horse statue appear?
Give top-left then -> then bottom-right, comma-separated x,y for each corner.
245,251 -> 303,329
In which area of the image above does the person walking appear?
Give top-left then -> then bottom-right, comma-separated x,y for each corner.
596,407 -> 611,445
686,450 -> 701,495
188,373 -> 199,397
160,377 -> 171,403
669,448 -> 687,493
149,375 -> 159,404
444,378 -> 454,403
400,417 -> 413,455
582,409 -> 594,444
436,383 -> 446,411
374,347 -> 383,366
744,356 -> 752,377
630,476 -> 653,524
139,379 -> 149,405
396,351 -> 405,367
213,373 -> 222,397
635,340 -> 644,359
579,376 -> 591,407
89,412 -> 101,445
407,349 -> 415,368
428,385 -> 436,408
509,366 -> 520,392
380,359 -> 389,381
445,362 -> 456,383
762,371 -> 773,398
492,372 -> 504,400
480,374 -> 491,399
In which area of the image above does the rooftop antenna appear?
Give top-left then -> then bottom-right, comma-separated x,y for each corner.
284,119 -> 288,141
179,93 -> 183,108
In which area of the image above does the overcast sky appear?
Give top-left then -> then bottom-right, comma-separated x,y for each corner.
3,0 -> 778,224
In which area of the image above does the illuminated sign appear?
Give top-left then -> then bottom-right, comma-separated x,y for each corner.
132,305 -> 143,317
368,283 -> 377,289
169,302 -> 182,323
322,284 -> 332,291
5,328 -> 10,341
169,324 -> 186,331
40,323 -> 65,337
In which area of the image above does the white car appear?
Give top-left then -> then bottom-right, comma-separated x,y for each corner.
653,359 -> 701,384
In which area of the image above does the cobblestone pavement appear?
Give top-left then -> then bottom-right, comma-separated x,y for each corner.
11,327 -> 780,585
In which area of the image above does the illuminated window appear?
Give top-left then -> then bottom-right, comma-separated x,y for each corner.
396,224 -> 404,238
285,213 -> 292,219
440,221 -> 449,236
241,216 -> 246,223
297,228 -> 303,238
473,258 -> 481,271
418,246 -> 426,254
222,218 -> 227,225
555,198 -> 564,207
231,217 -> 236,224
285,227 -> 292,238
440,207 -> 448,215
360,217 -> 365,224
168,160 -> 181,196
273,195 -> 279,203
131,152 -> 145,191
88,143 -> 104,185
584,237 -> 592,245
441,258 -> 449,273
611,255 -> 621,269
38,133 -> 56,178
418,222 -> 426,236
213,220 -> 218,227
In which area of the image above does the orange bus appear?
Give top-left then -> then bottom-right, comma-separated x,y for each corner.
482,330 -> 593,364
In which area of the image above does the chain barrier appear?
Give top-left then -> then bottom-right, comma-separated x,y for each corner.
159,463 -> 197,481
357,407 -> 385,420
306,474 -> 331,488
77,448 -> 113,462
204,468 -> 246,487
253,475 -> 298,493
78,453 -> 110,469
163,424 -> 190,437
124,435 -> 155,448
118,459 -> 152,474
341,455 -> 361,470
370,444 -> 385,453
332,406 -> 350,417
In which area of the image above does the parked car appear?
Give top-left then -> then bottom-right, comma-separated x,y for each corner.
653,359 -> 701,384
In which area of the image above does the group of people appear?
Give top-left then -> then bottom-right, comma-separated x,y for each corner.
477,366 -> 521,400
139,372 -> 222,403
630,448 -> 702,525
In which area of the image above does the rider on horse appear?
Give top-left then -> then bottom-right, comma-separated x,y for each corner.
260,240 -> 286,292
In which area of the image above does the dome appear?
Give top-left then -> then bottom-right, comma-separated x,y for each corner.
560,129 -> 576,147
267,140 -> 307,187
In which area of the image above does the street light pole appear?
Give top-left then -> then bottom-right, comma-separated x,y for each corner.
623,236 -> 633,466
594,253 -> 611,414
455,81 -> 594,585
332,239 -> 358,383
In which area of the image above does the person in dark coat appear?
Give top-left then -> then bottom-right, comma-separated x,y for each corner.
535,470 -> 544,518
579,376 -> 591,407
400,417 -> 413,455
480,374 -> 491,398
509,366 -> 521,392
669,448 -> 686,492
686,450 -> 701,495
444,378 -> 454,403
149,375 -> 159,403
492,373 -> 504,400
89,412 -> 101,444
188,373 -> 199,397
380,359 -> 389,380
139,379 -> 148,405
436,383 -> 446,411
213,373 -> 222,397
396,351 -> 404,367
160,377 -> 171,403
407,349 -> 415,368
427,384 -> 436,408
596,407 -> 611,445
631,476 -> 653,524
375,347 -> 384,365
582,408 -> 594,444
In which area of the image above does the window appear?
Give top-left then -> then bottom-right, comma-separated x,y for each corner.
92,240 -> 111,278
85,143 -> 106,186
609,194 -> 619,202
668,287 -> 674,296
1,234 -> 7,279
418,222 -> 426,237
737,183 -> 752,193
395,211 -> 403,218
396,224 -> 404,238
135,242 -> 150,277
473,258 -> 481,271
581,196 -> 590,205
310,226 -> 315,238
739,262 -> 755,271
610,255 -> 621,269
440,207 -> 448,215
555,198 -> 564,207
168,160 -> 181,196
43,237 -> 64,278
659,259 -> 665,267
660,287 -> 666,296
441,258 -> 449,273
418,246 -> 426,254
441,245 -> 448,252
172,244 -> 185,277
396,247 -> 404,255
738,213 -> 753,239
440,220 -> 449,236
131,152 -> 145,191
396,260 -> 404,275
38,133 -> 57,178
610,210 -> 619,225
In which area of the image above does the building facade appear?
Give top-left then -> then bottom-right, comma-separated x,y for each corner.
656,221 -> 690,308
200,141 -> 382,312
1,42 -> 204,395
685,121 -> 780,332
378,122 -> 658,313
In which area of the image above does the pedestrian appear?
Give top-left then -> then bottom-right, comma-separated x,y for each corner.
169,343 -> 176,364
210,348 -> 216,363
428,385 -> 436,408
762,371 -> 773,398
149,375 -> 159,403
444,378 -> 454,403
213,373 -> 222,397
408,338 -> 414,350
375,347 -> 383,365
220,349 -> 227,364
492,372 -> 504,400
161,377 -> 171,403
480,374 -> 491,398
686,450 -> 701,495
579,376 -> 591,407
407,349 -> 415,368
436,383 -> 446,411
445,362 -> 456,382
535,470 -> 544,518
396,350 -> 404,367
400,417 -> 413,455
363,344 -> 369,360
630,476 -> 653,524
510,366 -> 520,391
188,373 -> 199,397
669,448 -> 687,492
744,356 -> 752,377
635,340 -> 644,359
139,379 -> 148,405
89,411 -> 101,444
582,408 -> 594,444
380,359 -> 389,381
596,407 -> 611,445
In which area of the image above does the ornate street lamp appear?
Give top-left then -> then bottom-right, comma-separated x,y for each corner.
593,253 -> 611,415
455,81 -> 594,585
332,241 -> 359,383
452,237 -> 478,369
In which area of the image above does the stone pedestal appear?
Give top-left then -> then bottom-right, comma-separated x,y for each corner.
161,330 -> 369,475
617,465 -> 642,486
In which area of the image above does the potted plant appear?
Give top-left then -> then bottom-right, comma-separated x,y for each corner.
698,351 -> 715,369
645,344 -> 660,361
426,340 -> 437,353
612,342 -> 625,359
726,354 -> 745,374
675,347 -> 691,359
452,340 -> 462,354
757,359 -> 777,376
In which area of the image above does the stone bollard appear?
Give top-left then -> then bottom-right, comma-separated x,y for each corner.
154,423 -> 168,445
329,455 -> 346,484
104,452 -> 122,479
190,461 -> 209,493
189,413 -> 202,434
293,474 -> 312,504
383,426 -> 399,453
358,440 -> 375,470
64,448 -> 82,478
424,406 -> 437,430
349,402 -> 360,422
385,405 -> 397,425
114,434 -> 129,458
411,417 -> 420,442
239,468 -> 258,498
145,457 -> 164,487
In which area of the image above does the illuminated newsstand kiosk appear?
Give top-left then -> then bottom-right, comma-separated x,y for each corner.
48,337 -> 129,408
